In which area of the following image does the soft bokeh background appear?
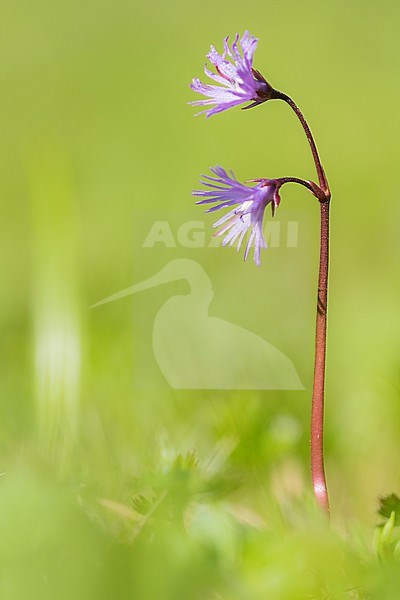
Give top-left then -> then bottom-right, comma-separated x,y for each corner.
1,0 -> 400,597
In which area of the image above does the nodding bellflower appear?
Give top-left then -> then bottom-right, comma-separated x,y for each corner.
189,31 -> 273,117
193,166 -> 280,266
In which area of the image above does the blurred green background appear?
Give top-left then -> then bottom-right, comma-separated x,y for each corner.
1,0 -> 400,597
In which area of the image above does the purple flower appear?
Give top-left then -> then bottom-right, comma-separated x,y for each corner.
193,166 -> 280,266
189,31 -> 273,117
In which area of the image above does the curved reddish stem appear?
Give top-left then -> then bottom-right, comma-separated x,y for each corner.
277,176 -> 323,199
274,91 -> 330,198
272,90 -> 331,515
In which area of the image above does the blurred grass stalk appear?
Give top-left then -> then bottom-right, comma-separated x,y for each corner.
28,147 -> 82,468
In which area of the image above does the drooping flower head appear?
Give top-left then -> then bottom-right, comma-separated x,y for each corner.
189,31 -> 274,117
193,166 -> 280,266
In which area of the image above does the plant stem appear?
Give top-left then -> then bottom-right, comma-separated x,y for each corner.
277,176 -> 323,199
274,90 -> 331,514
311,199 -> 330,514
274,92 -> 329,196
